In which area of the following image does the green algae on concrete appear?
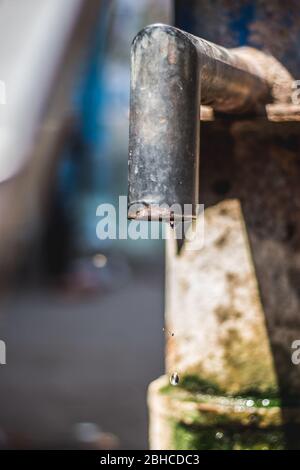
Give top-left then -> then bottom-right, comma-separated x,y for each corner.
148,376 -> 299,449
176,374 -> 280,406
173,421 -> 284,450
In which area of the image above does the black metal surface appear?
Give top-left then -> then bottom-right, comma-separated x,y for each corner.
128,24 -> 270,221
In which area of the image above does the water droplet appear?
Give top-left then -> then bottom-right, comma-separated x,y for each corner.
246,399 -> 254,407
262,399 -> 270,407
170,372 -> 179,386
163,328 -> 175,337
215,432 -> 223,440
170,212 -> 175,229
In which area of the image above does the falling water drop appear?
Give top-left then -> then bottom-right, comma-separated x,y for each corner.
163,328 -> 175,337
170,372 -> 179,386
170,212 -> 175,229
215,431 -> 224,440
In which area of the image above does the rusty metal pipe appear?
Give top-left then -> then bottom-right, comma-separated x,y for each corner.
128,24 -> 271,221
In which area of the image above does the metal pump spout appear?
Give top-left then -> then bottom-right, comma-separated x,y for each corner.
127,23 -> 271,222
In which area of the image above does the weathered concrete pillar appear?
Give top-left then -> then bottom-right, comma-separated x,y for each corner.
148,116 -> 300,449
165,199 -> 277,395
145,0 -> 300,451
148,200 -> 284,450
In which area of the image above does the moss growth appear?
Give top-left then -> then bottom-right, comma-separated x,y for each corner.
164,374 -> 280,407
180,375 -> 223,395
173,421 -> 285,450
152,376 -> 300,449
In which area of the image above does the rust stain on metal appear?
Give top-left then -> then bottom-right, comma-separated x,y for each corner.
168,42 -> 178,64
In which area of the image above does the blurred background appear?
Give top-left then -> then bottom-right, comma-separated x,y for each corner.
0,0 -> 173,449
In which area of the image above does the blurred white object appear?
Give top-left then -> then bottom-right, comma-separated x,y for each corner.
0,0 -> 83,182
74,422 -> 120,449
0,0 -> 101,276
74,422 -> 100,444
